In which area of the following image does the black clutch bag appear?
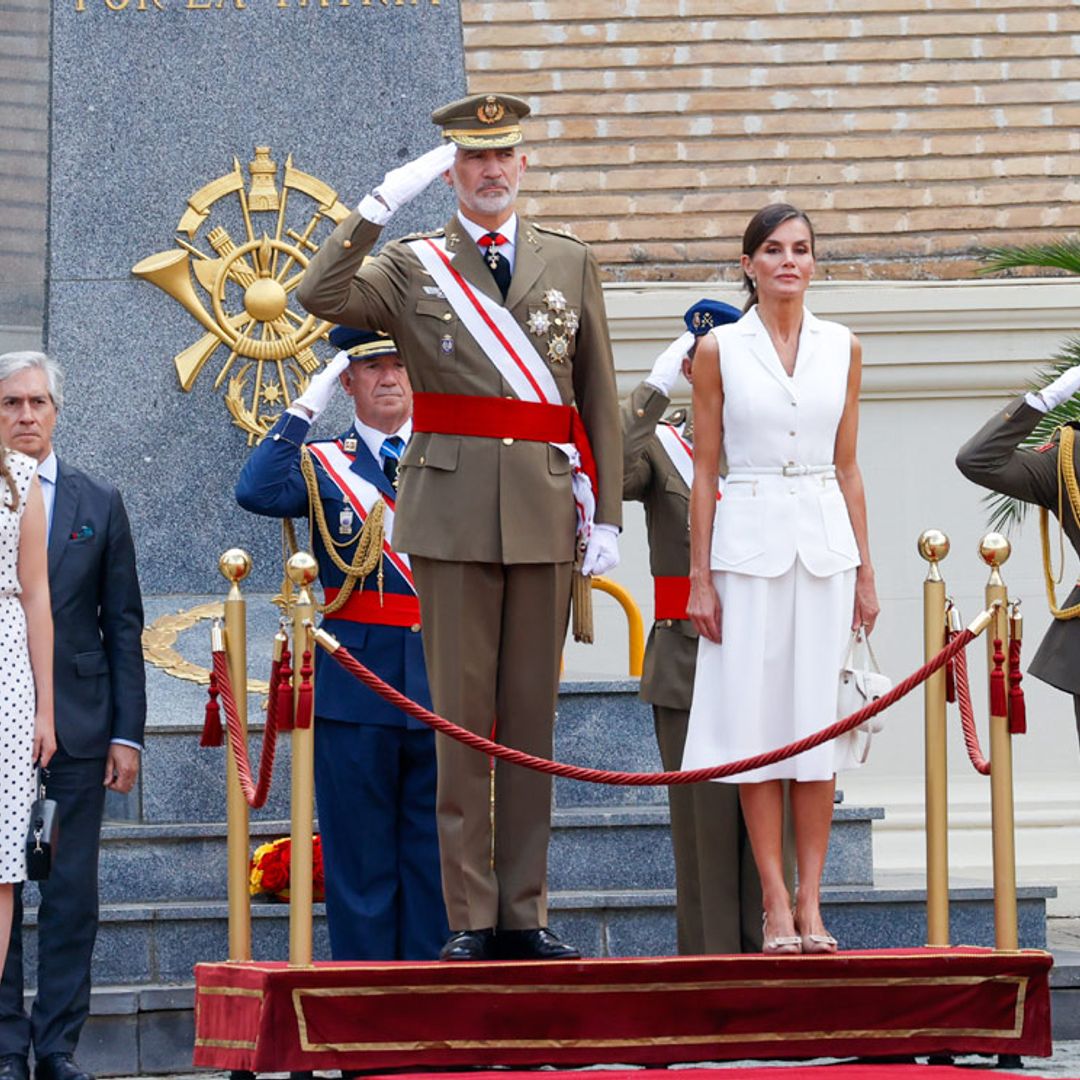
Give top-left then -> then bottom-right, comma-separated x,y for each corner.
25,770 -> 59,881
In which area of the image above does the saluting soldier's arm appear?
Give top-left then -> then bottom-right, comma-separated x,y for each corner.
235,413 -> 312,519
956,394 -> 1060,510
622,383 -> 668,501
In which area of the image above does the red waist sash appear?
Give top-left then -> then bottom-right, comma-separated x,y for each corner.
653,576 -> 690,622
411,392 -> 599,495
323,589 -> 421,628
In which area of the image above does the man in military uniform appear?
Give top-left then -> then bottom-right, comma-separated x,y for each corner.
624,300 -> 769,954
235,327 -> 448,960
297,94 -> 622,961
957,361 -> 1080,749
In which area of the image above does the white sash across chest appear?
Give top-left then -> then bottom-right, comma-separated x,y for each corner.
407,234 -> 596,540
655,422 -> 722,499
306,440 -> 416,594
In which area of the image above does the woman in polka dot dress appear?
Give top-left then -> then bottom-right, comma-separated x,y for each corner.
0,443 -> 54,976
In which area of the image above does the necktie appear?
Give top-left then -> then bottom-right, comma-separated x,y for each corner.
479,232 -> 511,300
381,435 -> 405,488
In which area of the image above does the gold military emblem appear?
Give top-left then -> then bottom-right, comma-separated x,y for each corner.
548,335 -> 570,364
477,95 -> 505,125
132,146 -> 352,443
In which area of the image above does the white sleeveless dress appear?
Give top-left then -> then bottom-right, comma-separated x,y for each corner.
0,450 -> 38,883
681,306 -> 864,783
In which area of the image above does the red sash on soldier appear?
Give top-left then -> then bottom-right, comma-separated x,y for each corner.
406,235 -> 597,541
306,440 -> 417,599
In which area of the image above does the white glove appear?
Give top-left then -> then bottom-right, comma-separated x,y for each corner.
358,142 -> 458,224
581,523 -> 620,577
290,350 -> 351,421
645,331 -> 695,397
1025,364 -> 1080,413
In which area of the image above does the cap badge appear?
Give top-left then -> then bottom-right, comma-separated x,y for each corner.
478,96 -> 505,125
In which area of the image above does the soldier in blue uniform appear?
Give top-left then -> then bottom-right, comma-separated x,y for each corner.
235,326 -> 448,960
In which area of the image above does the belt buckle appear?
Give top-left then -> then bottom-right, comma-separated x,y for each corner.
782,463 -> 802,477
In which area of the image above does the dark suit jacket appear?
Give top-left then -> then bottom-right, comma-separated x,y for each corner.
956,394 -> 1080,695
296,211 -> 622,565
235,412 -> 432,728
49,459 -> 146,757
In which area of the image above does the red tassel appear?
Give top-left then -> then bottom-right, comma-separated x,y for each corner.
989,637 -> 1008,718
295,646 -> 314,730
276,642 -> 294,732
1008,637 -> 1027,735
201,670 -> 224,747
945,657 -> 956,704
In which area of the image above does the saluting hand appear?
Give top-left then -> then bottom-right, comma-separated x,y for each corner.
292,350 -> 351,421
362,142 -> 459,222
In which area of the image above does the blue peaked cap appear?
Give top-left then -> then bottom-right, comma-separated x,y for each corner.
327,325 -> 399,360
684,299 -> 742,337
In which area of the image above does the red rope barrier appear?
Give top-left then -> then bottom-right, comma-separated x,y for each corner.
950,635 -> 991,776
211,649 -> 281,808
320,628 -> 978,786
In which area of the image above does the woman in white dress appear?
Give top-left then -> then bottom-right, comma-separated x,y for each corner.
683,204 -> 879,954
0,442 -> 55,977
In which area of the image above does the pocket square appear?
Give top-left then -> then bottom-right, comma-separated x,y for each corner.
70,524 -> 94,541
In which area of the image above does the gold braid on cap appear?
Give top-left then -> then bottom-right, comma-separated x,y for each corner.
1040,423 -> 1080,619
281,446 -> 386,615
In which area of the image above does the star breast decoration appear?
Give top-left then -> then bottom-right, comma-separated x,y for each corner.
528,289 -> 579,364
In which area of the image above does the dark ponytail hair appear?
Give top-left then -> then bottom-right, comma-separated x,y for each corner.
740,203 -> 816,313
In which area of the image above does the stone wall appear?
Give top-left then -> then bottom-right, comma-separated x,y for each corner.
461,0 -> 1080,282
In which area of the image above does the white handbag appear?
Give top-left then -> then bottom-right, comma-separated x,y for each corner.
838,628 -> 891,764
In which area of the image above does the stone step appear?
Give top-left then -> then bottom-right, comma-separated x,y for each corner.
16,875 -> 1053,991
87,802 -> 882,906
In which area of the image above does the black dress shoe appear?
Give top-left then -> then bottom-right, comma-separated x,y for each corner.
34,1055 -> 93,1080
0,1056 -> 29,1080
497,928 -> 581,960
439,928 -> 496,961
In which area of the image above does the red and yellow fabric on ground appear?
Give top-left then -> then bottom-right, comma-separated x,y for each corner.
193,947 -> 1051,1072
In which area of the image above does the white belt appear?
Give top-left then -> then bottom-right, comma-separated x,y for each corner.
727,464 -> 835,478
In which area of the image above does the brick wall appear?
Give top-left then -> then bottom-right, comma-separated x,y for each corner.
461,0 -> 1080,283
0,0 -> 48,332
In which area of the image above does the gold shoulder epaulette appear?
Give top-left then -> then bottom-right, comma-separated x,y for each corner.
533,222 -> 585,244
399,227 -> 445,242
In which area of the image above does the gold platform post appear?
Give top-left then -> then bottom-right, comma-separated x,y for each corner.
286,552 -> 318,967
918,530 -> 951,946
219,548 -> 253,962
980,532 -> 1019,951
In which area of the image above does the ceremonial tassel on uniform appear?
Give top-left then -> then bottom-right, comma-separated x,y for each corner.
201,669 -> 224,748
571,563 -> 594,644
295,643 -> 314,730
276,638 -> 295,732
989,637 -> 1008,719
1008,606 -> 1026,735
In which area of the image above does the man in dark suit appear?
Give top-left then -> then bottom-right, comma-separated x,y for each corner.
236,327 -> 447,960
297,94 -> 622,962
0,351 -> 145,1080
957,362 -> 1080,748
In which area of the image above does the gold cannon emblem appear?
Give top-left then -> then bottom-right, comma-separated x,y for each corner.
132,147 -> 350,442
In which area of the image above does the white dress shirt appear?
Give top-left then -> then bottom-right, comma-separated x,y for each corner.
457,210 -> 518,274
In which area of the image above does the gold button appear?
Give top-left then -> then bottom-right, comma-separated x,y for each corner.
410,623 -> 421,633
502,437 -> 514,446
419,456 -> 426,465
636,408 -> 645,417
343,239 -> 352,248
442,313 -> 452,322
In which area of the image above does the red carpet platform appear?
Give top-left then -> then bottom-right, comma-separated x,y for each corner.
193,947 -> 1052,1073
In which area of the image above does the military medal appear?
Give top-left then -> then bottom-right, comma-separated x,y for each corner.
343,435 -> 358,453
527,310 -> 551,336
440,334 -> 454,355
564,308 -> 579,335
548,335 -> 570,364
339,508 -> 354,536
543,288 -> 567,313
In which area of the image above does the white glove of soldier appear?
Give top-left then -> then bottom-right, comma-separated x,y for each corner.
358,142 -> 458,225
290,350 -> 351,421
581,523 -> 620,577
645,331 -> 695,397
1025,364 -> 1080,413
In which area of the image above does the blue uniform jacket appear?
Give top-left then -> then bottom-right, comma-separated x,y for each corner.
235,411 -> 431,729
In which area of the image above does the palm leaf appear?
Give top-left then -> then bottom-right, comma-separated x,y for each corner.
979,239 -> 1080,531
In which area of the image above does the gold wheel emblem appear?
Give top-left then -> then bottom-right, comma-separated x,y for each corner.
477,95 -> 505,124
132,146 -> 351,443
